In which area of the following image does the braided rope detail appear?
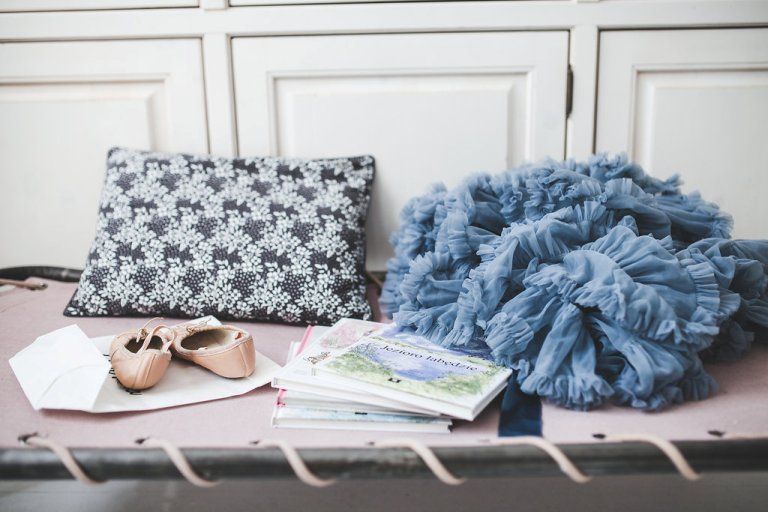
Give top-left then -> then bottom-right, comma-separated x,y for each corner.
603,434 -> 700,481
375,438 -> 465,485
491,436 -> 592,483
20,434 -> 102,485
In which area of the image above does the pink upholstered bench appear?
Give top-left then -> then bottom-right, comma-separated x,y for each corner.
1,279 -> 767,484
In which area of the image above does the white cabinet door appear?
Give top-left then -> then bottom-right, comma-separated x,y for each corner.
596,28 -> 768,239
0,39 -> 208,268
232,32 -> 569,270
0,0 -> 196,12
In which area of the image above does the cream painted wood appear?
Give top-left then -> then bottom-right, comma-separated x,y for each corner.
0,0 -> 196,12
202,33 -> 238,157
0,1 -> 766,271
231,0 -> 417,4
1,1 -> 766,41
566,24 -> 598,160
0,39 -> 208,268
200,0 -> 226,9
229,0 -> 508,5
596,28 -> 768,239
232,32 -> 569,270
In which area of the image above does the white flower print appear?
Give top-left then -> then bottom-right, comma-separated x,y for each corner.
65,147 -> 374,324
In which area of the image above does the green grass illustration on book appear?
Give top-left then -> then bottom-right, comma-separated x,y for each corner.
323,336 -> 505,402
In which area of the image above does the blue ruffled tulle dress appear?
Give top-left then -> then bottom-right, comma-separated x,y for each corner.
381,154 -> 768,411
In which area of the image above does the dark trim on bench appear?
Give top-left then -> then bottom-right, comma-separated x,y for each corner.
0,266 -> 82,283
1,439 -> 767,482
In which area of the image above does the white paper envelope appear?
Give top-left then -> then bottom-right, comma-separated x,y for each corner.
9,324 -> 110,411
10,318 -> 282,413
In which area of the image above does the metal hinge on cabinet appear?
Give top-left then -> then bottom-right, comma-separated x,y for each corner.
566,65 -> 574,118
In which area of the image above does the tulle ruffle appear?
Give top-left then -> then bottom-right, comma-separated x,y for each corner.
380,183 -> 446,315
678,238 -> 768,360
480,225 -> 731,409
447,202 -> 617,349
381,154 -> 768,411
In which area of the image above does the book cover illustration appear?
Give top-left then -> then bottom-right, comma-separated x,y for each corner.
273,341 -> 451,431
375,325 -> 494,357
319,334 -> 509,406
278,319 -> 384,378
316,320 -> 383,350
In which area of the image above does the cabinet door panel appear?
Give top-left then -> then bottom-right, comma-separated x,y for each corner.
596,28 -> 768,239
0,0 -> 196,12
233,32 -> 569,270
0,40 -> 208,268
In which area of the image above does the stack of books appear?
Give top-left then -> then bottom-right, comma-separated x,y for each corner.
271,319 -> 512,433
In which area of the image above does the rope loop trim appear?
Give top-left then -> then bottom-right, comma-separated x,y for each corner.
20,433 -> 102,485
602,434 -> 700,481
137,437 -> 219,487
491,436 -> 592,483
18,433 -> 709,486
253,439 -> 336,488
375,438 -> 465,485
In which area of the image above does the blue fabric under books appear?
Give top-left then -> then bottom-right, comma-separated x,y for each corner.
381,154 -> 768,412
498,375 -> 542,437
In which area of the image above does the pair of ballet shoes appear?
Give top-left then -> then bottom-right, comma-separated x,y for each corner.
109,320 -> 256,390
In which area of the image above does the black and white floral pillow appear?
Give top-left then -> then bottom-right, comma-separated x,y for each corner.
65,147 -> 375,324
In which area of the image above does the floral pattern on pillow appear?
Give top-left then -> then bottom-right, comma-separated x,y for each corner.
65,147 -> 374,324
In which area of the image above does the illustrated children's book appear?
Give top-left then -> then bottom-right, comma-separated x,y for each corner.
313,329 -> 512,421
277,341 -> 430,415
272,319 -> 440,415
272,342 -> 452,433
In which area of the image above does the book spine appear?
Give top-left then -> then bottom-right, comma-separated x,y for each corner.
296,325 -> 315,354
276,336 -> 309,407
